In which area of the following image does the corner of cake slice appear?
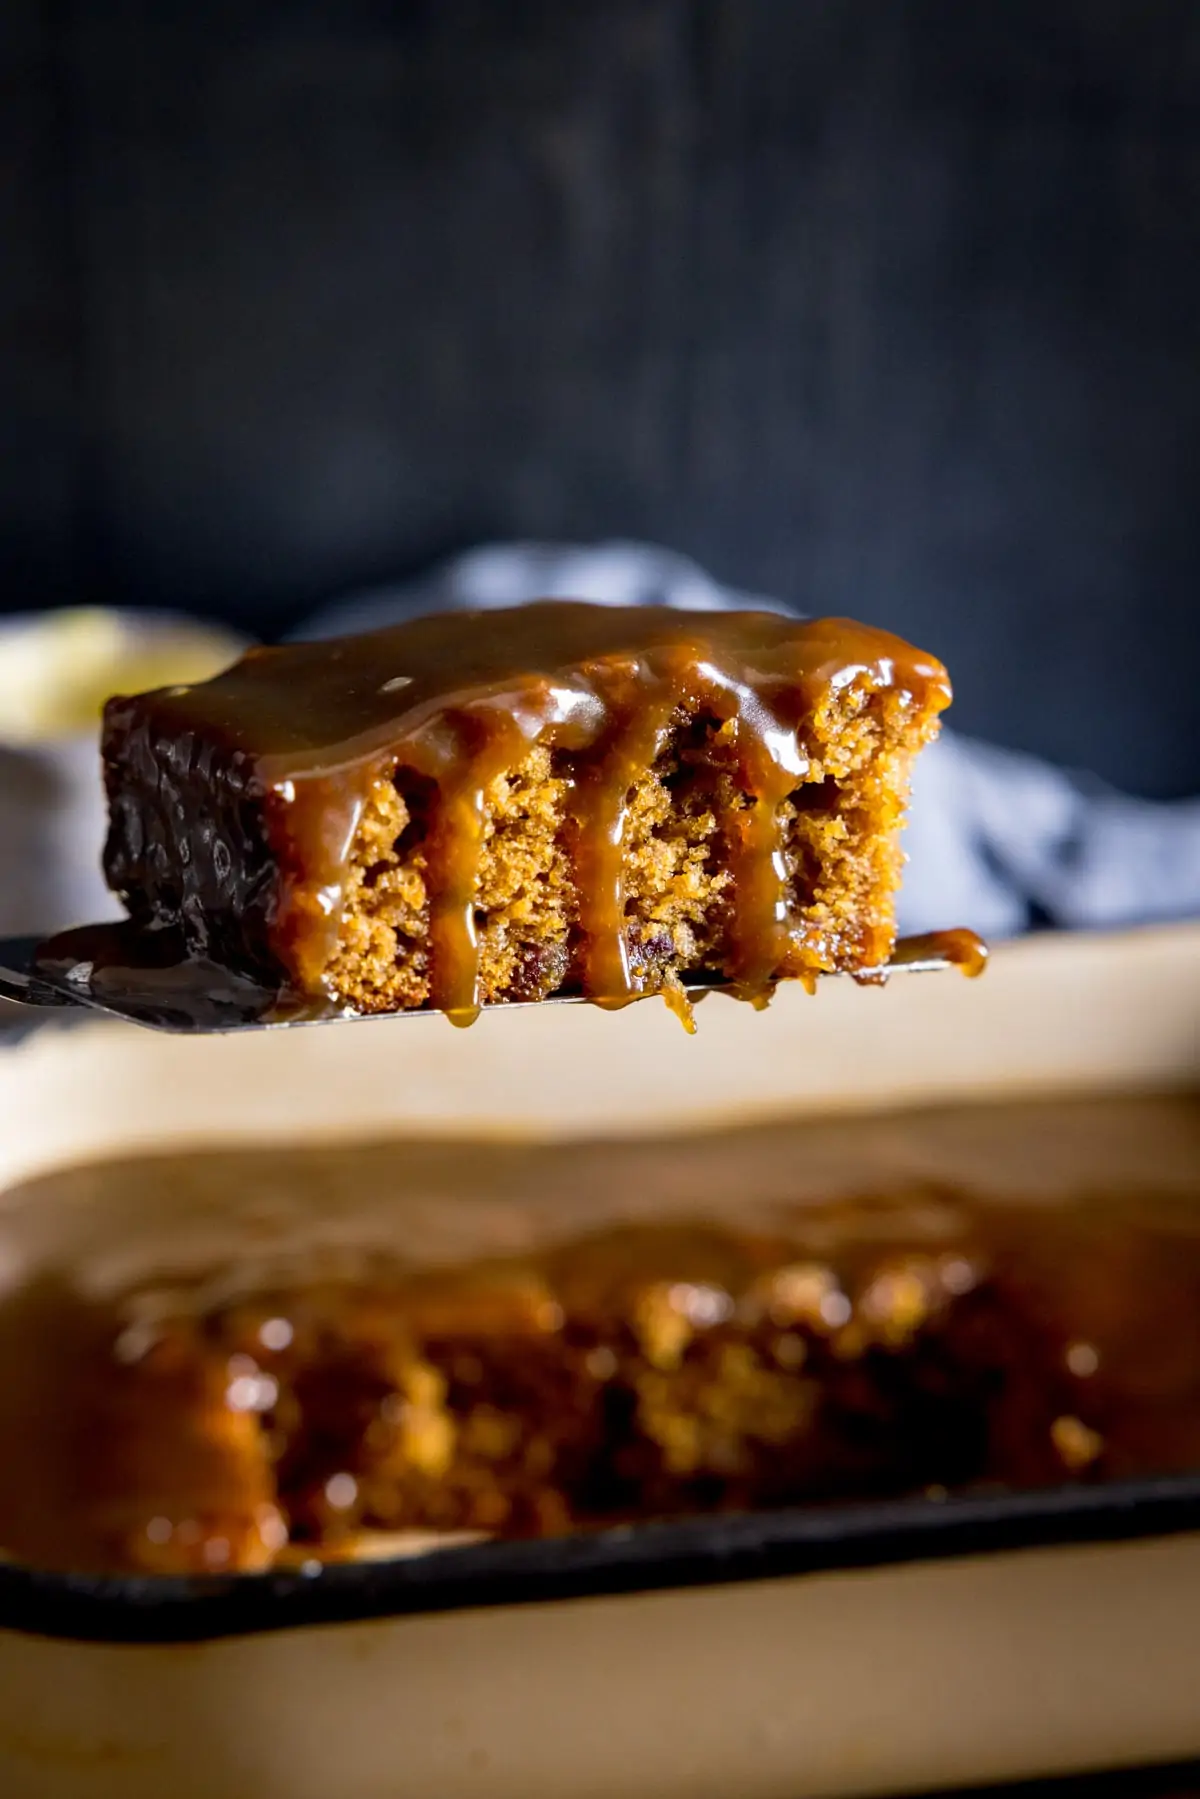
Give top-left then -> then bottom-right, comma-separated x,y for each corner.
100,602 -> 950,1023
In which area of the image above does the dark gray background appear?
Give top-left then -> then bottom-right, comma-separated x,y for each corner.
5,1 -> 1200,793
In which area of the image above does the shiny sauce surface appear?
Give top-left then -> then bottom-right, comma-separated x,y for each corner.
1,1092 -> 1199,1573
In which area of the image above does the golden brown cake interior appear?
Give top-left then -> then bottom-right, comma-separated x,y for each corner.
330,683 -> 921,1014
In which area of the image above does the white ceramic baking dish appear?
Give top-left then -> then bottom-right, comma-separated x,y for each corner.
0,921 -> 1198,1799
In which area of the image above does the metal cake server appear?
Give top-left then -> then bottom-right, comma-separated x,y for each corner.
0,930 -> 983,1036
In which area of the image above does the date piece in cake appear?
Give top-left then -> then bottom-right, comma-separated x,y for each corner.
99,603 -> 951,1023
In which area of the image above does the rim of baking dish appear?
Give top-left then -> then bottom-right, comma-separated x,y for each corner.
4,1473 -> 1200,1645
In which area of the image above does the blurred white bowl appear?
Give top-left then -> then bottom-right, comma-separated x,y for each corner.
0,610 -> 246,939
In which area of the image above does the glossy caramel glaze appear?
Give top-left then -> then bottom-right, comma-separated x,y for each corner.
97,604 -> 950,1019
2,1091 -> 1199,1575
922,927 -> 989,978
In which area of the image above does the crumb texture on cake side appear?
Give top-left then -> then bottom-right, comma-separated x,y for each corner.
325,686 -> 928,1013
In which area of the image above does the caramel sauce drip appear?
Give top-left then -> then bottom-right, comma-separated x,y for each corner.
851,928 -> 989,986
424,712 -> 536,1024
921,928 -> 989,978
722,708 -> 807,999
102,604 -> 952,1011
569,676 -> 682,1007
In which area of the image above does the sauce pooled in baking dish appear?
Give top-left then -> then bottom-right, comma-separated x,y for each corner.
1,1091 -> 1198,1575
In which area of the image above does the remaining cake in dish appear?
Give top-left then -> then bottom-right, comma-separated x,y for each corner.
3,1093 -> 1200,1577
98,603 -> 951,1022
